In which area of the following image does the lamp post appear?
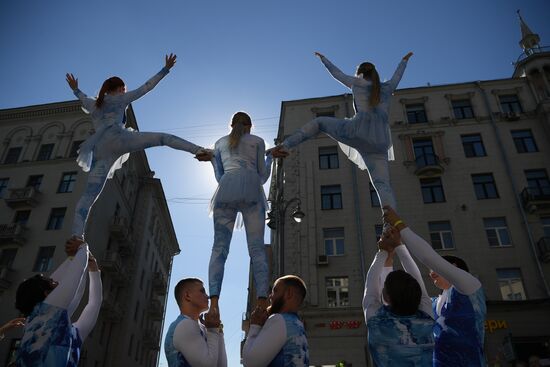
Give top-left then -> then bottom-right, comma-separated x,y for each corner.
267,197 -> 304,277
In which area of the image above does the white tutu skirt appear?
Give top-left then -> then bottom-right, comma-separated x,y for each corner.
209,168 -> 268,213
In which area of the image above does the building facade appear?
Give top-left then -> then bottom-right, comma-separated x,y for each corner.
252,16 -> 550,367
0,101 -> 180,366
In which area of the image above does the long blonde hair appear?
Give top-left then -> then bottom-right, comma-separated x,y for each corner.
357,62 -> 380,107
228,111 -> 252,149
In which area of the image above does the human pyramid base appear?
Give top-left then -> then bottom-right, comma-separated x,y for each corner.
1,51 -> 487,367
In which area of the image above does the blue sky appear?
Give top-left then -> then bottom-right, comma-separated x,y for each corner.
1,0 -> 549,366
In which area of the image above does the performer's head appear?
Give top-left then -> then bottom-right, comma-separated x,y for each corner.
174,277 -> 209,314
229,111 -> 252,149
268,275 -> 307,315
356,62 -> 380,107
382,270 -> 422,316
429,255 -> 470,290
15,274 -> 59,316
96,77 -> 126,108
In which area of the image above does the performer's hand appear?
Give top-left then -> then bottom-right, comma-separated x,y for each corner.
268,146 -> 289,159
65,236 -> 85,257
203,307 -> 221,328
314,52 -> 325,59
194,148 -> 213,162
402,52 -> 413,61
250,306 -> 268,326
0,318 -> 25,334
382,206 -> 406,230
88,254 -> 99,272
380,226 -> 401,251
165,53 -> 177,70
65,73 -> 78,90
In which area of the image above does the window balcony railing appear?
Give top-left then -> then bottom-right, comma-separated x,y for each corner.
0,267 -> 14,291
521,187 -> 550,213
414,154 -> 444,177
537,237 -> 550,263
152,271 -> 167,294
148,299 -> 163,321
5,187 -> 41,208
109,215 -> 129,240
0,223 -> 27,245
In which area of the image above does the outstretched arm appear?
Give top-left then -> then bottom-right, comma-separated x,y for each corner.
363,250 -> 388,321
211,144 -> 224,183
66,73 -> 95,112
123,53 -> 176,103
387,52 -> 412,92
316,52 -> 357,89
46,239 -> 89,309
257,140 -> 273,184
73,256 -> 102,341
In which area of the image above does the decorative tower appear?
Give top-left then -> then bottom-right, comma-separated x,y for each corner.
517,9 -> 541,55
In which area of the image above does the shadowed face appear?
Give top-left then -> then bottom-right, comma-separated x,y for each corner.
186,282 -> 209,312
268,280 -> 286,314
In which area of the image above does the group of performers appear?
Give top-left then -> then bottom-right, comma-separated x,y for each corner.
0,51 -> 487,366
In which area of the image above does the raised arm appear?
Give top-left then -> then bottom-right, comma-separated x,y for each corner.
363,250 -> 388,321
123,53 -> 176,103
316,52 -> 357,89
242,314 -> 287,367
46,239 -> 89,309
66,73 -> 95,112
387,52 -> 412,92
73,256 -> 102,341
395,245 -> 433,317
257,140 -> 272,184
173,320 -> 221,367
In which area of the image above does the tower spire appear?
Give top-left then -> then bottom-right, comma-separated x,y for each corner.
517,10 -> 540,55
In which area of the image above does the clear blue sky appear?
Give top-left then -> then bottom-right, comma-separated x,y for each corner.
1,0 -> 548,366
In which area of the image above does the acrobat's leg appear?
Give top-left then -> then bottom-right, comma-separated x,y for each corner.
117,131 -> 201,155
208,206 -> 238,300
282,116 -> 350,149
72,159 -> 112,239
241,203 -> 269,304
364,153 -> 397,211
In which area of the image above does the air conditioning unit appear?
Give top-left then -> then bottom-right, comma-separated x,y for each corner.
317,255 -> 328,265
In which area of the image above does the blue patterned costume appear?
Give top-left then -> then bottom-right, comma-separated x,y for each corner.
432,287 -> 486,366
209,134 -> 272,298
165,315 -> 194,367
242,313 -> 309,367
71,67 -> 202,238
282,55 -> 408,209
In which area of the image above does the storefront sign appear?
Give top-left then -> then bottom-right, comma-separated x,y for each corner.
484,319 -> 508,333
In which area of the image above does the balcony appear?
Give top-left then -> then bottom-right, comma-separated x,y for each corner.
152,272 -> 167,294
5,187 -> 41,208
118,235 -> 136,256
109,216 -> 129,240
521,187 -> 550,214
0,223 -> 27,245
101,251 -> 131,285
148,299 -> 163,321
101,296 -> 124,323
143,328 -> 161,350
414,154 -> 444,177
537,237 -> 550,263
0,267 -> 14,291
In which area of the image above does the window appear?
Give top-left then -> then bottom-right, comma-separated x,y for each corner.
499,94 -> 523,114
26,175 -> 43,191
46,208 -> 66,230
128,334 -> 134,356
0,178 -> 9,198
33,246 -> 56,272
413,138 -> 437,166
69,140 -> 84,158
321,185 -> 342,209
36,144 -> 54,161
134,302 -> 140,321
452,99 -> 474,119
541,217 -> 550,238
461,134 -> 486,157
420,178 -> 446,203
326,277 -> 349,307
316,111 -> 335,118
0,248 -> 18,268
484,217 -> 511,247
472,173 -> 499,199
13,210 -> 31,226
4,147 -> 22,164
324,228 -> 345,256
496,268 -> 526,300
369,183 -> 380,207
406,104 -> 427,123
319,146 -> 339,170
140,269 -> 145,290
58,172 -> 77,193
511,130 -> 538,153
428,221 -> 454,250
375,224 -> 383,242
525,169 -> 550,196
